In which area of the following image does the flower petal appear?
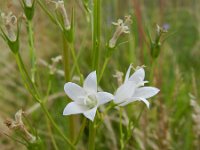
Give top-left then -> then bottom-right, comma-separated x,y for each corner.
133,87 -> 160,99
83,107 -> 97,121
64,82 -> 86,102
83,71 -> 97,94
114,81 -> 136,104
124,64 -> 132,83
63,102 -> 88,115
129,68 -> 145,83
119,97 -> 150,108
97,92 -> 114,106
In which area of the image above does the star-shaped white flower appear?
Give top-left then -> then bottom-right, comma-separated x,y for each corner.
63,71 -> 114,121
114,65 -> 160,108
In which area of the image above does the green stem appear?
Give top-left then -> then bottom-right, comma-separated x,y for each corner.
73,118 -> 87,145
40,102 -> 75,149
88,121 -> 96,150
46,116 -> 59,150
14,52 -> 75,149
98,57 -> 109,83
62,35 -> 76,141
92,0 -> 101,72
27,20 -> 36,83
119,108 -> 124,150
68,43 -> 83,83
15,53 -> 40,102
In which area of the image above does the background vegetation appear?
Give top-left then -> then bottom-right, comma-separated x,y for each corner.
0,0 -> 199,149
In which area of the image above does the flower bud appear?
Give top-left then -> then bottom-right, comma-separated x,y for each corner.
22,0 -> 35,20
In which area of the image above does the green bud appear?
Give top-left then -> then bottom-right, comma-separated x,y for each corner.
21,0 -> 36,20
150,42 -> 161,59
0,23 -> 20,54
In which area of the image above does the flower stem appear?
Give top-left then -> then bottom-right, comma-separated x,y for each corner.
98,57 -> 109,83
73,117 -> 87,145
14,52 -> 75,149
27,20 -> 36,83
40,102 -> 75,149
88,121 -> 96,150
119,108 -> 124,150
62,35 -> 76,142
92,0 -> 101,72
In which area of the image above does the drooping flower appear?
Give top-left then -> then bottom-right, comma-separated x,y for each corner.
1,12 -> 17,42
63,71 -> 114,121
51,0 -> 71,30
109,15 -> 132,48
114,65 -> 159,108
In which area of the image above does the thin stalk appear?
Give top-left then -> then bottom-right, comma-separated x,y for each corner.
73,118 -> 87,145
92,0 -> 101,72
62,35 -> 76,141
88,121 -> 96,150
119,108 -> 124,150
14,52 -> 75,149
132,105 -> 145,132
98,57 -> 109,83
68,43 -> 83,83
15,53 -> 40,102
40,102 -> 76,149
46,116 -> 59,150
27,20 -> 36,83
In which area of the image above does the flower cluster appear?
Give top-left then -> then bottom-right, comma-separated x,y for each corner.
63,65 -> 159,121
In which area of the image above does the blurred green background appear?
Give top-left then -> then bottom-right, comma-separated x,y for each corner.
0,0 -> 199,149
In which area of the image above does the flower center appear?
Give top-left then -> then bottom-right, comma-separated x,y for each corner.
84,94 -> 98,109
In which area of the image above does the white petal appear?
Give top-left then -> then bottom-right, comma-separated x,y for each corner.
63,102 -> 88,115
83,71 -> 97,94
114,81 -> 136,104
83,107 -> 97,121
133,87 -> 160,98
129,68 -> 145,83
124,64 -> 132,83
119,97 -> 150,108
64,82 -> 86,102
97,92 -> 114,106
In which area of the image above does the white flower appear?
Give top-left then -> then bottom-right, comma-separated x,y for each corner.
63,71 -> 114,121
114,65 -> 159,108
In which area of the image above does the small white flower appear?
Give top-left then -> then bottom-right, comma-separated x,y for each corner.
114,65 -> 159,108
109,15 -> 132,48
63,71 -> 114,121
